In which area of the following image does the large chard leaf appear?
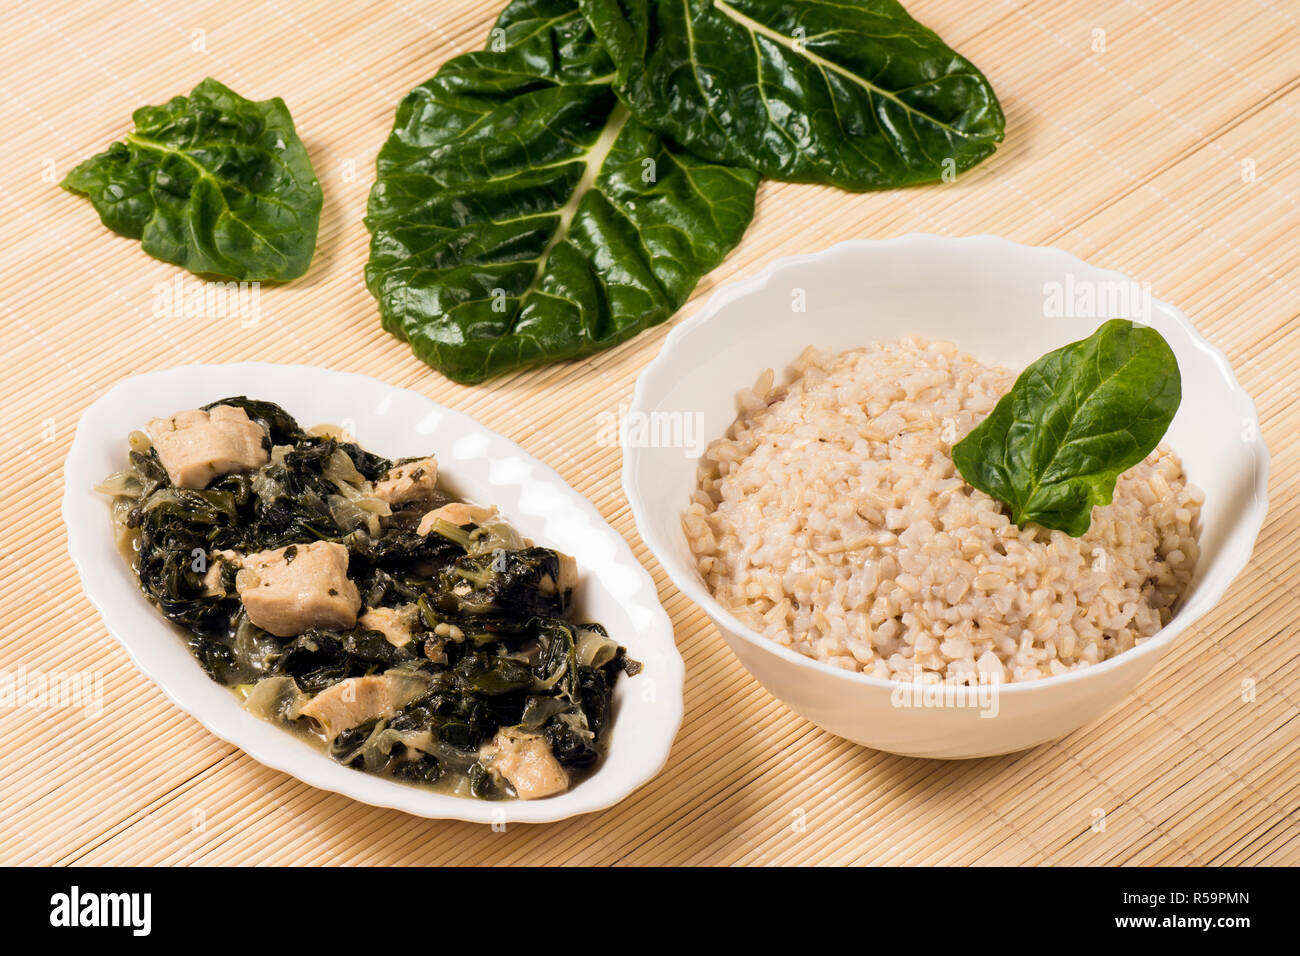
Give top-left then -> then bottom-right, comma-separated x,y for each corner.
578,0 -> 1004,190
364,0 -> 759,384
62,78 -> 321,281
952,320 -> 1182,537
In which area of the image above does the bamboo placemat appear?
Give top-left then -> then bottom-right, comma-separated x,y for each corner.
0,0 -> 1295,866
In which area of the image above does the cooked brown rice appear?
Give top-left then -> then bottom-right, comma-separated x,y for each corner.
684,337 -> 1202,684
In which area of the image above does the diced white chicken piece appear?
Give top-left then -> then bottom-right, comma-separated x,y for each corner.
372,456 -> 438,506
539,552 -> 580,597
299,672 -> 428,742
359,605 -> 418,647
201,548 -> 242,597
416,501 -> 497,535
146,405 -> 268,489
201,559 -> 225,596
479,728 -> 569,800
557,552 -> 578,592
235,541 -> 361,637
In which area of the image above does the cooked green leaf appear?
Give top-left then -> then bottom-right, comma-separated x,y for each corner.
102,396 -> 638,798
364,0 -> 759,384
62,77 -> 321,281
578,0 -> 1004,190
952,320 -> 1182,536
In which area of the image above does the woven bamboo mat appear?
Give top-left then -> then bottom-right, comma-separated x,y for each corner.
0,0 -> 1295,866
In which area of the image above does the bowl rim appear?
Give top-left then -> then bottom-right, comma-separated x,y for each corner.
63,360 -> 684,824
624,233 -> 1270,698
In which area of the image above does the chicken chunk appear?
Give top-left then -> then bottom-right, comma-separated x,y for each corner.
201,548 -> 242,597
539,551 -> 580,597
235,541 -> 361,637
557,552 -> 578,592
479,728 -> 569,800
201,558 -> 227,597
299,671 -> 429,742
372,456 -> 438,506
416,501 -> 497,535
359,605 -> 418,647
146,405 -> 268,489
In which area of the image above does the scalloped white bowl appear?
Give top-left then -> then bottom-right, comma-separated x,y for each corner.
624,235 -> 1268,759
63,363 -> 683,823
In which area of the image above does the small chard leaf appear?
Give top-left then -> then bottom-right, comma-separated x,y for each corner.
62,78 -> 321,281
952,320 -> 1182,537
577,0 -> 1005,190
364,0 -> 759,384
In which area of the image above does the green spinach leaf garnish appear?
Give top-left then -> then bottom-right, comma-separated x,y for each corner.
62,78 -> 321,282
364,0 -> 759,384
578,0 -> 1005,190
952,320 -> 1182,536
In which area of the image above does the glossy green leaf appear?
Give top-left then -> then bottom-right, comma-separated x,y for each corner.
364,0 -> 759,385
62,78 -> 321,281
578,0 -> 1004,190
952,320 -> 1182,536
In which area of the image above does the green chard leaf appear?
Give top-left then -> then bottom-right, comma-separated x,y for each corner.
364,0 -> 760,384
577,0 -> 1005,190
62,77 -> 321,281
952,320 -> 1182,537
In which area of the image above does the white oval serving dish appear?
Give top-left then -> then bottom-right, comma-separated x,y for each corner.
624,234 -> 1268,759
63,363 -> 683,823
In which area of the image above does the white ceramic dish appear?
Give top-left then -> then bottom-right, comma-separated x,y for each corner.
624,235 -> 1268,759
63,363 -> 683,823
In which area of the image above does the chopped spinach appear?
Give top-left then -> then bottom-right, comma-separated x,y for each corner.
364,0 -> 759,384
394,753 -> 442,785
62,78 -> 321,281
579,0 -> 1004,190
952,320 -> 1182,536
102,397 -> 634,799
